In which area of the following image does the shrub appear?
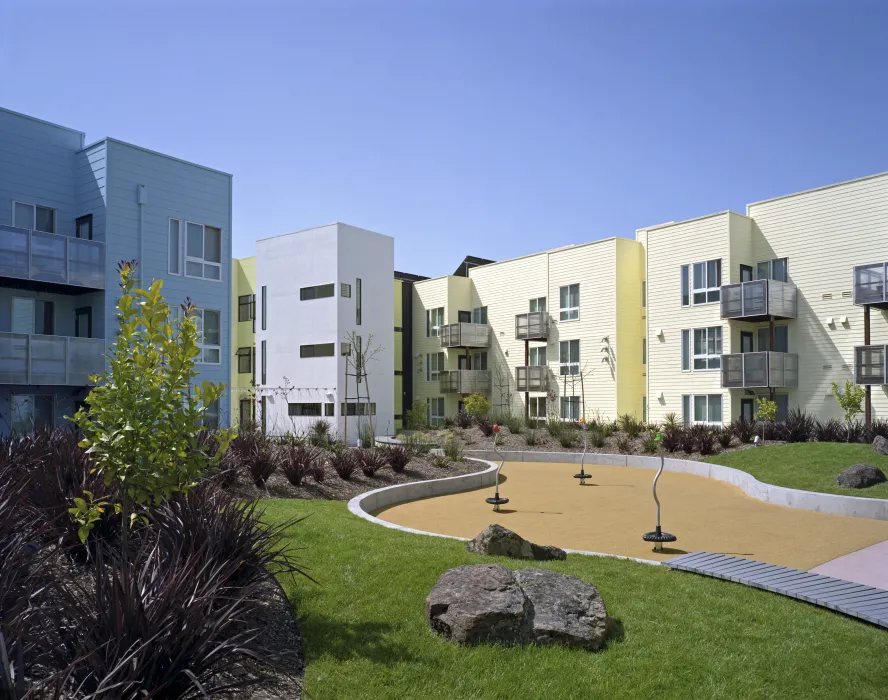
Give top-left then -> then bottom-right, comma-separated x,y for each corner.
814,418 -> 844,443
871,419 -> 888,440
663,412 -> 680,430
406,404 -> 430,431
731,416 -> 756,443
328,450 -> 357,480
433,455 -> 450,468
402,432 -> 432,455
558,431 -> 577,448
783,408 -> 814,443
504,414 -> 523,435
832,380 -> 867,433
678,426 -> 698,453
618,414 -> 643,438
463,393 -> 491,418
243,440 -> 279,488
443,436 -> 465,462
385,445 -> 411,473
661,428 -> 682,453
716,426 -> 734,449
845,419 -> 865,444
600,421 -> 616,439
697,429 -> 716,456
280,443 -> 319,486
476,417 -> 495,438
523,430 -> 539,446
616,434 -> 632,454
641,432 -> 659,454
545,418 -> 564,439
589,430 -> 606,448
355,448 -> 387,477
310,419 -> 331,441
455,412 -> 473,429
356,422 -> 375,448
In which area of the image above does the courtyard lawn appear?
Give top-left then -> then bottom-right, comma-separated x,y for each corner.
267,499 -> 888,700
704,442 -> 888,499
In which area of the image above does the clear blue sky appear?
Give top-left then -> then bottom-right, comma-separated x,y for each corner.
2,1 -> 886,277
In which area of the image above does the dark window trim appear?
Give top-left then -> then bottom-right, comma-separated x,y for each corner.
288,402 -> 323,417
261,286 -> 267,330
74,306 -> 92,338
299,283 -> 335,301
394,370 -> 403,376
236,347 -> 252,374
394,326 -> 403,332
356,278 -> 362,325
75,214 -> 93,240
238,294 -> 253,322
300,343 -> 335,358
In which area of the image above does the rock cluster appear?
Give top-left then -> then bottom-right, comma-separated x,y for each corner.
465,524 -> 567,561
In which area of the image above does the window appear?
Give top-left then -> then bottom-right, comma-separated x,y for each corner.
239,398 -> 254,427
13,202 -> 55,233
559,340 -> 580,375
356,278 -> 362,325
472,306 -> 488,324
203,400 -> 220,430
682,394 -> 723,425
75,214 -> 93,240
236,347 -> 252,374
559,284 -> 579,321
529,347 -> 547,366
530,297 -> 546,313
528,396 -> 547,420
11,395 -> 53,434
261,340 -> 266,384
560,396 -> 580,421
426,307 -> 444,337
169,219 -> 181,274
682,259 -> 721,305
261,286 -> 267,330
394,370 -> 403,376
341,342 -> 352,357
341,283 -> 352,298
394,326 -> 403,333
681,327 -> 722,371
471,351 -> 488,370
74,307 -> 92,338
238,295 -> 254,322
252,347 -> 256,384
427,352 -> 445,381
756,258 -> 788,282
12,298 -> 53,335
185,222 -> 222,280
642,281 -> 646,308
261,395 -> 267,434
642,338 -> 647,365
341,402 -> 377,416
300,284 -> 335,300
756,326 -> 789,353
427,397 -> 444,427
289,403 -> 322,417
740,264 -> 754,282
642,396 -> 647,424
300,343 -> 335,358
774,394 -> 789,422
325,403 -> 335,417
194,309 -> 221,364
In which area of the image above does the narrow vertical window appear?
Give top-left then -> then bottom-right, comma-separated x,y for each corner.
642,338 -> 646,365
681,329 -> 690,371
261,340 -> 267,385
76,214 -> 93,240
168,219 -> 181,275
641,280 -> 646,308
356,278 -> 362,325
261,396 -> 267,435
680,265 -> 689,306
261,286 -> 267,331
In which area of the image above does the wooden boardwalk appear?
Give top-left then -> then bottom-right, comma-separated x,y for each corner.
664,551 -> 888,629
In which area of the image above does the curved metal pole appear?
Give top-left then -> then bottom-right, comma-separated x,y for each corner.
486,426 -> 509,511
652,453 -> 664,530
574,417 -> 589,483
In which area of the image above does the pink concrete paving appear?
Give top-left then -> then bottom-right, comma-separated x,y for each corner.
811,539 -> 888,591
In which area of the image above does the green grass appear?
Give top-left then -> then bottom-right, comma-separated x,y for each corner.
266,499 -> 888,700
704,442 -> 888,499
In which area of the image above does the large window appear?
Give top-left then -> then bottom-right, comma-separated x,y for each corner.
560,396 -> 580,421
471,351 -> 488,370
756,258 -> 788,282
12,298 -> 54,335
75,214 -> 93,240
529,347 -> 547,366
11,395 -> 53,434
681,327 -> 722,371
427,397 -> 444,427
757,325 -> 789,353
530,297 -> 546,313
300,343 -> 335,358
300,284 -> 334,300
236,347 -> 252,374
202,399 -> 220,430
559,284 -> 579,321
427,352 -> 445,381
288,403 -> 323,417
682,394 -> 723,425
194,309 -> 221,364
681,259 -> 721,306
528,396 -> 547,420
13,202 -> 55,233
426,307 -> 444,337
238,295 -> 254,322
185,222 -> 222,280
472,306 -> 487,324
342,402 -> 377,416
559,340 -> 580,375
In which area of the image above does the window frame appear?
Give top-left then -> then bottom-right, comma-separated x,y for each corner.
642,337 -> 647,365
10,394 -> 54,435
558,284 -> 580,321
529,297 -> 546,313
202,399 -> 220,430
472,306 -> 488,324
236,347 -> 252,374
168,218 -> 182,275
426,352 -> 445,381
12,201 -> 56,233
300,343 -> 335,358
560,396 -> 580,421
261,340 -> 266,384
183,221 -> 222,281
426,307 -> 444,338
682,259 -> 722,306
559,339 -> 580,376
356,278 -> 362,325
238,295 -> 254,322
682,393 -> 723,426
194,308 -> 222,364
288,402 -> 322,417
756,325 -> 789,353
75,214 -> 93,240
528,396 -> 547,420
261,286 -> 267,330
756,257 -> 788,282
427,397 -> 445,427
529,346 -> 547,366
299,283 -> 335,301
681,326 -> 722,372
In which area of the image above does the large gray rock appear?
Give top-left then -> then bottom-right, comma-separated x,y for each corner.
426,564 -> 530,645
873,435 -> 888,457
835,463 -> 887,489
466,524 -> 567,561
515,568 -> 611,650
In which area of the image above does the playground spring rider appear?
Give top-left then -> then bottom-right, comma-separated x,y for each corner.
642,432 -> 677,552
485,424 -> 509,512
574,416 -> 591,485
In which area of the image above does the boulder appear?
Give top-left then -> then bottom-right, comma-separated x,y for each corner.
426,564 -> 530,645
835,463 -> 887,489
873,435 -> 888,457
466,524 -> 567,561
515,568 -> 611,650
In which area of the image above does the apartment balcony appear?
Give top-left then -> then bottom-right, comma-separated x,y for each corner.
439,369 -> 491,395
854,344 -> 887,385
720,279 -> 797,321
516,365 -> 549,393
853,262 -> 888,308
440,322 -> 490,349
0,225 -> 105,292
515,312 -> 549,341
720,351 -> 799,389
0,333 -> 104,386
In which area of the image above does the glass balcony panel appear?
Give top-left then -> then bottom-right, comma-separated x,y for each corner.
30,231 -> 67,283
68,239 -> 105,288
30,336 -> 67,384
0,225 -> 29,278
0,333 -> 29,383
68,338 -> 104,385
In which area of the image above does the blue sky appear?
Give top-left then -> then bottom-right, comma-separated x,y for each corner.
2,1 -> 886,277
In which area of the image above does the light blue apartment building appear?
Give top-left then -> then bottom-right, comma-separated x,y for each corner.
0,108 -> 232,435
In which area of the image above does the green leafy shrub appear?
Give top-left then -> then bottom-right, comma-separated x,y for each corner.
433,455 -> 449,468
523,430 -> 539,446
463,393 -> 491,418
504,414 -> 523,435
663,412 -> 680,430
618,414 -> 643,438
406,404 -> 430,431
558,430 -> 577,448
357,422 -> 374,447
545,418 -> 564,439
641,432 -> 659,454
832,380 -> 867,435
402,432 -> 432,455
443,435 -> 465,462
589,430 -> 606,448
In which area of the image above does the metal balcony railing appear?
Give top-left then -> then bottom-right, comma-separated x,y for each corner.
720,279 -> 797,321
720,351 -> 799,389
516,366 -> 549,392
0,333 -> 104,385
515,312 -> 549,341
440,322 -> 490,348
854,345 -> 887,385
853,262 -> 888,307
0,225 -> 105,290
439,369 -> 491,394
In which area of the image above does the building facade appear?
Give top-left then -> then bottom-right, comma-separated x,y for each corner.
0,108 -> 233,435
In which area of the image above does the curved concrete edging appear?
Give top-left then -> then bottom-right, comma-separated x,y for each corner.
462,450 -> 888,521
346,457 -> 661,566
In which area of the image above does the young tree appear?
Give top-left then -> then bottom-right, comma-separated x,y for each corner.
463,392 -> 491,418
754,397 -> 777,444
70,261 -> 230,553
832,380 -> 867,441
343,331 -> 383,445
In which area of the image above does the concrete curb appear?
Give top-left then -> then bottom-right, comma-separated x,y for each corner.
346,457 -> 661,566
462,450 -> 888,521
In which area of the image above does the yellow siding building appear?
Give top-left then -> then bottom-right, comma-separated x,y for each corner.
230,256 -> 256,427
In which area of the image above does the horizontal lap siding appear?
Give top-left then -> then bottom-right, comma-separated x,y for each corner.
412,277 -> 452,416
615,238 -> 645,418
74,143 -> 107,243
748,174 -> 888,420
